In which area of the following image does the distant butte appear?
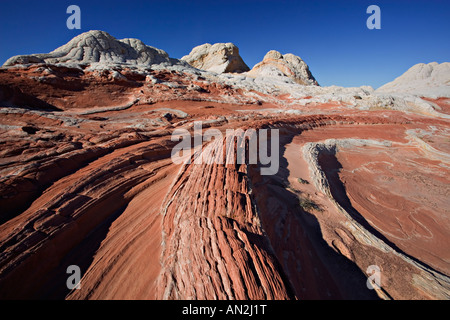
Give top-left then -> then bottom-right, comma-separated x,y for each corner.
0,30 -> 449,300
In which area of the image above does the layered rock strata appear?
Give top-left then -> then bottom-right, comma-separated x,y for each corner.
0,31 -> 449,300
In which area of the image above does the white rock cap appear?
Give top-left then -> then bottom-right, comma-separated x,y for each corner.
3,30 -> 171,67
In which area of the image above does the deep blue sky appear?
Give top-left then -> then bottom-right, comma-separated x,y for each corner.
0,0 -> 449,88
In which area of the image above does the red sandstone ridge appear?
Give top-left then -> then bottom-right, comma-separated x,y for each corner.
0,30 -> 449,300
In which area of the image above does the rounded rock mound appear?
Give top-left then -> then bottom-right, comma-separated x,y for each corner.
3,30 -> 171,67
377,62 -> 450,98
181,43 -> 250,74
247,50 -> 318,86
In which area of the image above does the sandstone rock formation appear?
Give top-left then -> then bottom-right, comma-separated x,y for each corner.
247,50 -> 318,86
0,31 -> 449,300
181,43 -> 250,74
377,62 -> 450,98
3,30 -> 171,67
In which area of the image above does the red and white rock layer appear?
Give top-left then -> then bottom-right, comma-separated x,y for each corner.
0,30 -> 449,300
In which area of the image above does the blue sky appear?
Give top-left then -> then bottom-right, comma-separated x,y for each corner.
0,0 -> 449,88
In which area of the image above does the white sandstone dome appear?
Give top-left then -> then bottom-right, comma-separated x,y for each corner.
3,30 -> 171,67
377,62 -> 450,98
247,50 -> 318,86
181,43 -> 250,74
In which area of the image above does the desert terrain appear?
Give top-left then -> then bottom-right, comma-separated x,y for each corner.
0,31 -> 449,300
